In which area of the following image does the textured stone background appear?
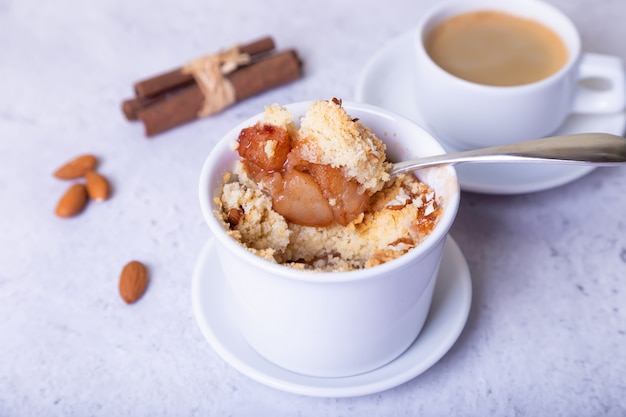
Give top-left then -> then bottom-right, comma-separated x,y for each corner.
1,0 -> 625,415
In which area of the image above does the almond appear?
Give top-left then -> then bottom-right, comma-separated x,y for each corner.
55,183 -> 88,217
119,260 -> 148,304
54,154 -> 98,179
85,171 -> 111,201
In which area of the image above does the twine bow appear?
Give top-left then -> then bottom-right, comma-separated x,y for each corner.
182,46 -> 251,117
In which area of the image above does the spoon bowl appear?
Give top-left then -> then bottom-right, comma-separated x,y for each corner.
390,133 -> 626,176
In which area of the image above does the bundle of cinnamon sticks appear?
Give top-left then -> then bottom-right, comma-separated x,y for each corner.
122,36 -> 303,137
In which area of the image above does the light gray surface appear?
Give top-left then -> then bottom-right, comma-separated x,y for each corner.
1,0 -> 625,415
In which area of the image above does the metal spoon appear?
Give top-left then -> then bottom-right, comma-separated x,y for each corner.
390,133 -> 626,176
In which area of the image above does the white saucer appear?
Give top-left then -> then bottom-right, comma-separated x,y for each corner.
355,30 -> 626,195
192,236 -> 472,398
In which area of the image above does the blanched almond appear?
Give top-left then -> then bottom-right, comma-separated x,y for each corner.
85,171 -> 110,201
54,154 -> 98,179
55,183 -> 88,218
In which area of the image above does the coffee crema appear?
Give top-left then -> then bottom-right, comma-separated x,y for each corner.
424,10 -> 569,87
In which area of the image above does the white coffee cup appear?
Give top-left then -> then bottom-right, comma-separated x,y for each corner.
414,0 -> 626,150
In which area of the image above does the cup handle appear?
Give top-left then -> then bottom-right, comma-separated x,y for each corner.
573,53 -> 626,114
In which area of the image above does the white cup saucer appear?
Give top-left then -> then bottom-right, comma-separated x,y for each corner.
191,236 -> 472,398
355,29 -> 626,195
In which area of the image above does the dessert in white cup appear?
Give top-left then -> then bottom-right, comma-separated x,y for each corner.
198,100 -> 459,377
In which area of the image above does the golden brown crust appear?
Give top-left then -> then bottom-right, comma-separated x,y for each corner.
217,101 -> 442,271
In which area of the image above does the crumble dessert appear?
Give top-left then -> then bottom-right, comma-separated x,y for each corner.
213,99 -> 442,271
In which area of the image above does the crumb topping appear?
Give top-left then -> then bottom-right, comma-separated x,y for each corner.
214,100 -> 443,271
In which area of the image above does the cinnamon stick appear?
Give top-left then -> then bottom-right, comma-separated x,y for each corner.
136,49 -> 302,137
133,36 -> 275,99
228,49 -> 302,101
122,84 -> 188,121
137,87 -> 204,137
122,96 -> 158,121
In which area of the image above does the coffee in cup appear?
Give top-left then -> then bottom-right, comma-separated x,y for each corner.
424,10 -> 568,87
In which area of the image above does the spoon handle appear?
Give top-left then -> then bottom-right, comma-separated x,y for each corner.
391,133 -> 626,175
